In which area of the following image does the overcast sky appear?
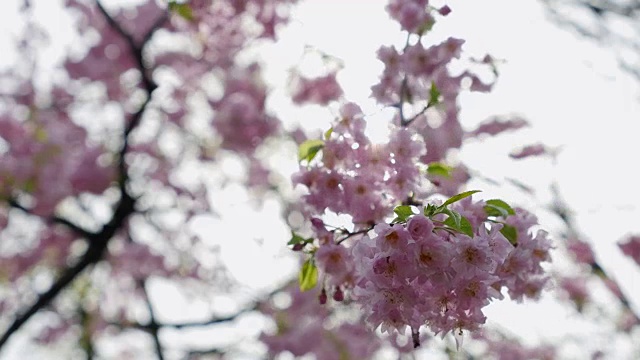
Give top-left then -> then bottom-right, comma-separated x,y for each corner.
1,0 -> 639,358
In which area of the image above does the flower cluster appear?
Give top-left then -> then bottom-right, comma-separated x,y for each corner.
292,192 -> 552,348
349,200 -> 551,344
291,72 -> 344,106
293,102 -> 426,225
0,110 -> 114,216
470,330 -> 556,360
1,0 -> 302,355
260,285 -> 382,360
284,0 -> 554,350
210,64 -> 280,154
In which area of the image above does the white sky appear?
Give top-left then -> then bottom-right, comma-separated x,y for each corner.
1,0 -> 640,358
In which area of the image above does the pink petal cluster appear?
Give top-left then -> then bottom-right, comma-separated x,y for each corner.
292,103 -> 426,224
211,65 -> 280,154
260,285 -> 382,360
65,0 -> 138,101
0,111 -> 114,216
471,330 -> 556,360
0,226 -> 75,282
566,237 -> 596,265
371,35 -> 495,164
348,202 -> 551,339
386,0 -> 435,34
291,73 -> 343,106
557,275 -> 590,311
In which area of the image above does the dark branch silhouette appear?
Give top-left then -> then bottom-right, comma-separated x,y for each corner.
8,197 -> 94,239
540,0 -> 640,83
139,280 -> 165,360
0,2 -> 167,352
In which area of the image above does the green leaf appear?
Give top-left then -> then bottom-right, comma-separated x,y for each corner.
417,18 -> 436,36
288,231 -> 312,246
458,217 -> 474,237
23,178 -> 37,193
423,204 -> 438,217
392,205 -> 415,223
428,81 -> 441,107
442,209 -> 474,237
426,162 -> 452,178
442,190 -> 481,207
442,208 -> 461,228
484,199 -> 516,217
298,139 -> 324,163
393,205 -> 414,222
168,1 -> 194,21
299,259 -> 318,291
500,224 -> 518,245
324,127 -> 334,140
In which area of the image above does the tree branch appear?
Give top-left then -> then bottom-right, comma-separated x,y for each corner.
7,198 -> 95,239
0,191 -> 136,351
95,0 -> 166,96
0,1 -> 168,352
95,0 -> 168,196
117,283 -> 291,332
549,184 -> 640,325
116,299 -> 257,332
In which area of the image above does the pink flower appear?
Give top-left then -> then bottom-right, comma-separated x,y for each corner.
410,238 -> 452,280
377,45 -> 401,72
403,42 -> 437,75
373,223 -> 411,252
316,243 -> 351,280
451,235 -> 493,277
386,0 -> 433,34
566,238 -> 596,265
619,235 -> 640,266
558,276 -> 590,311
342,175 -> 389,223
334,102 -> 367,139
453,272 -> 497,310
406,214 -> 434,241
388,127 -> 425,160
371,252 -> 414,286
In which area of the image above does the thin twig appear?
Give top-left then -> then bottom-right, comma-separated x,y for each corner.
139,280 -> 165,360
7,198 -> 95,239
336,225 -> 374,245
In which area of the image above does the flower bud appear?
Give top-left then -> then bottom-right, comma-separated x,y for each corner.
319,288 -> 327,304
333,286 -> 344,301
